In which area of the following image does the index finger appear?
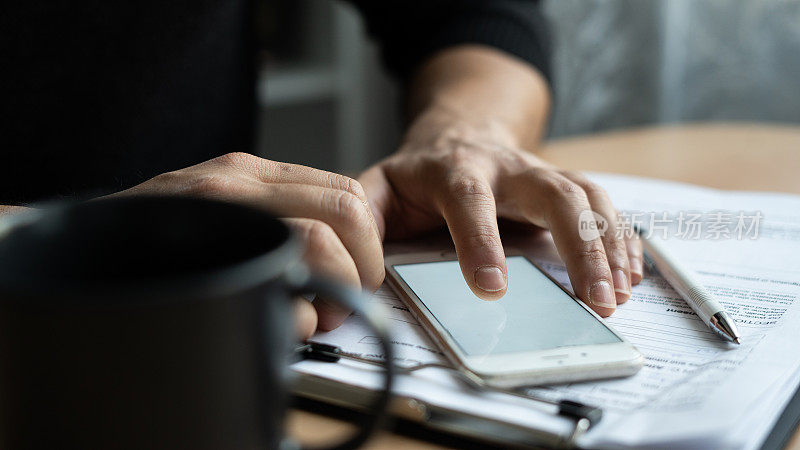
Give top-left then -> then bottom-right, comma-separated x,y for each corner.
437,171 -> 508,300
214,153 -> 370,204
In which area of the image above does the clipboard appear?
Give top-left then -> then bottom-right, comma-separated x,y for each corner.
293,363 -> 800,449
292,342 -> 599,449
293,370 -> 586,449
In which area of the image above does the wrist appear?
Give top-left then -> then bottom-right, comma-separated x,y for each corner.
402,105 -> 520,153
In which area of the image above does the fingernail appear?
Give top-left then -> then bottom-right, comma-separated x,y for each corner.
613,269 -> 630,294
589,281 -> 617,308
475,266 -> 506,292
629,257 -> 644,283
613,270 -> 630,303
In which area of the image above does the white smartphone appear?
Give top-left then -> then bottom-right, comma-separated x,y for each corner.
384,250 -> 643,388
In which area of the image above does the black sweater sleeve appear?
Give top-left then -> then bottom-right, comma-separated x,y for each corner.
344,0 -> 551,84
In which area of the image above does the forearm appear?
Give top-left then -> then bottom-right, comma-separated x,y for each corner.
405,45 -> 550,151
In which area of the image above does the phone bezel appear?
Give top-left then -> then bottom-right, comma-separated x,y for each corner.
384,250 -> 643,385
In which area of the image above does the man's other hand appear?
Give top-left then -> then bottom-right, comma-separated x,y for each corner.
116,152 -> 384,337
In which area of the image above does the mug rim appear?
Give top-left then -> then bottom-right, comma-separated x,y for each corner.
0,196 -> 302,307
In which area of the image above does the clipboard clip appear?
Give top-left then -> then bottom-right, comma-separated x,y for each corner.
296,342 -> 602,447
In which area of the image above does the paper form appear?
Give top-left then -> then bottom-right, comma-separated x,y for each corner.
303,285 -> 445,367
528,260 -> 800,447
292,173 -> 800,449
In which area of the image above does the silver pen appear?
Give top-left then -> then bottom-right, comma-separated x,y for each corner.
636,228 -> 741,344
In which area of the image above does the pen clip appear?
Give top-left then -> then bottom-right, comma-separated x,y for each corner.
642,251 -> 658,276
557,399 -> 602,427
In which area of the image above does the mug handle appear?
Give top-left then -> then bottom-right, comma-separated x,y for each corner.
286,273 -> 395,450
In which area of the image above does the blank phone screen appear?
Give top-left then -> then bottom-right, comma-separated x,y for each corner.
393,256 -> 621,356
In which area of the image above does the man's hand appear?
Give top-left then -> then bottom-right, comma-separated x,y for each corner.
116,152 -> 384,336
360,122 -> 643,316
359,45 -> 642,317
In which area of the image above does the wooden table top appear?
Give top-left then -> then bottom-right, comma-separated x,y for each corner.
289,122 -> 800,449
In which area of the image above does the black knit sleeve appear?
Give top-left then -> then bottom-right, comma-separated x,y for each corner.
344,0 -> 551,84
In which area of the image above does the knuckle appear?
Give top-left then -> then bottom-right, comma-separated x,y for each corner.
604,238 -> 629,262
151,170 -> 182,185
215,151 -> 255,167
558,170 -> 591,186
327,190 -> 379,243
331,190 -> 368,225
302,220 -> 339,256
463,226 -> 502,251
579,243 -> 608,265
580,181 -> 607,198
447,175 -> 493,204
503,150 -> 530,169
519,165 -> 550,180
345,177 -> 367,200
607,236 -> 627,253
542,176 -> 586,201
558,170 -> 583,180
446,146 -> 479,165
326,172 -> 367,200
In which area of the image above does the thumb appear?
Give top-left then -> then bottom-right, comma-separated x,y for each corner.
439,177 -> 507,300
292,296 -> 318,340
357,165 -> 391,241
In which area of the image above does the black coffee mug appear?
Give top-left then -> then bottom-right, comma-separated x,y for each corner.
0,196 -> 393,449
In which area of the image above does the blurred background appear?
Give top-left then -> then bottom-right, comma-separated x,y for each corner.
260,0 -> 800,174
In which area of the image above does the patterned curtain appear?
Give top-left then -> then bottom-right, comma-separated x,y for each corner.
544,0 -> 800,137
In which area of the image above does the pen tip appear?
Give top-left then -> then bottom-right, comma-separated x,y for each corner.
734,338 -> 741,345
